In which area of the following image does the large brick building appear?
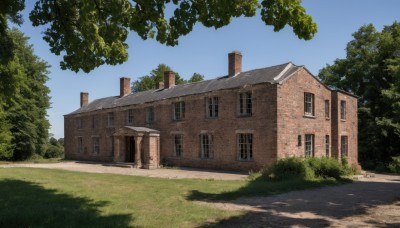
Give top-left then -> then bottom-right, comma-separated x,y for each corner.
64,52 -> 358,171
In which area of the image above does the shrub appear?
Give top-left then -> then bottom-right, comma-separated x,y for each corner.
388,156 -> 400,174
44,144 -> 64,158
263,157 -> 315,180
307,157 -> 343,179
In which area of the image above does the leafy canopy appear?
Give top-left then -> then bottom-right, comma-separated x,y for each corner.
1,0 -> 317,73
318,22 -> 400,168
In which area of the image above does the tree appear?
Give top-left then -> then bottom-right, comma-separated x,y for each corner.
188,73 -> 204,83
45,137 -> 64,158
132,64 -> 187,92
318,22 -> 400,168
1,0 -> 317,73
0,28 -> 50,160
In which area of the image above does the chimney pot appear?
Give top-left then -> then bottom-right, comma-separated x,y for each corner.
164,71 -> 175,89
120,77 -> 131,97
228,51 -> 242,77
80,92 -> 89,107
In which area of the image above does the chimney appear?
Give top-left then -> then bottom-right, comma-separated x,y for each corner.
80,92 -> 89,107
228,51 -> 242,77
164,71 -> 175,89
158,82 -> 164,89
120,77 -> 131,97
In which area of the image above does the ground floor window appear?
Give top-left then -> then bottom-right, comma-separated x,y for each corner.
93,137 -> 100,155
325,135 -> 330,157
238,134 -> 253,161
77,137 -> 83,153
111,137 -> 114,156
200,134 -> 213,159
305,134 -> 314,158
174,135 -> 183,157
341,135 -> 348,157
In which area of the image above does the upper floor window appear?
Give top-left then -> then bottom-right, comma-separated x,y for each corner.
146,107 -> 155,123
304,93 -> 315,116
207,97 -> 219,118
238,92 -> 252,116
325,100 -> 330,118
107,112 -> 114,127
174,134 -> 183,157
77,137 -> 83,153
238,133 -> 253,161
200,134 -> 213,159
173,101 -> 185,121
77,118 -> 83,129
340,100 -> 347,120
92,115 -> 99,129
127,109 -> 134,125
325,135 -> 330,157
341,135 -> 348,157
305,134 -> 314,157
92,137 -> 100,155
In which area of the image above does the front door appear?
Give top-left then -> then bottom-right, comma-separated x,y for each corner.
125,136 -> 135,162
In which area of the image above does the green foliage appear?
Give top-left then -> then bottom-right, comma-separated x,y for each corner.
319,22 -> 400,168
0,28 -> 50,161
132,64 -> 203,92
15,0 -> 317,72
387,156 -> 400,174
264,157 -> 359,181
44,137 -> 64,159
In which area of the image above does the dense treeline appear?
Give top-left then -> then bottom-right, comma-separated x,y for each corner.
319,22 -> 400,170
0,28 -> 51,160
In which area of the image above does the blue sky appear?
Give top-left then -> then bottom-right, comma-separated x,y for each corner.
18,0 -> 400,139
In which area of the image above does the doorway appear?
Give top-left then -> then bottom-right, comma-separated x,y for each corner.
125,136 -> 135,162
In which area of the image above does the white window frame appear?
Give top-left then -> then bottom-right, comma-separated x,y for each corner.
305,134 -> 314,158
304,93 -> 314,116
206,97 -> 219,118
174,134 -> 183,157
93,137 -> 100,155
238,134 -> 253,161
340,100 -> 347,120
238,92 -> 252,116
127,109 -> 134,125
341,135 -> 348,157
200,134 -> 213,159
173,101 -> 185,121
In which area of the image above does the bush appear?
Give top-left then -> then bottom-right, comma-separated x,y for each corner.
44,144 -> 64,158
388,156 -> 400,174
264,157 -> 360,181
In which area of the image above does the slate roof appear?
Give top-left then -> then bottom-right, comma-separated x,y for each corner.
66,62 -> 303,116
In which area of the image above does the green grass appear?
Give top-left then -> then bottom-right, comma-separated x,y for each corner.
0,168 -> 349,227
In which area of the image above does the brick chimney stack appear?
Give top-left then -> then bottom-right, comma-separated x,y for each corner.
120,77 -> 131,97
158,82 -> 164,89
80,92 -> 89,107
228,51 -> 242,77
164,71 -> 175,89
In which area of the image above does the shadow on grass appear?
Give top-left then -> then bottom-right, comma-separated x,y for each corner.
188,176 -> 400,227
0,179 -> 132,227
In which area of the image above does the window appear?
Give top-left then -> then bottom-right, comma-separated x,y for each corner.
200,134 -> 213,159
305,134 -> 314,157
92,115 -> 99,128
77,118 -> 83,129
111,137 -> 114,156
304,93 -> 315,116
107,112 -> 114,127
297,135 -> 302,146
325,100 -> 330,118
239,92 -> 252,116
207,97 -> 219,118
77,137 -> 83,153
341,136 -> 348,157
127,109 -> 134,125
93,137 -> 100,155
238,134 -> 253,161
325,135 -> 330,157
174,134 -> 183,157
340,100 -> 346,120
146,107 -> 155,123
173,101 -> 185,120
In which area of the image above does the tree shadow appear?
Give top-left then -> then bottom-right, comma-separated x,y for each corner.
0,179 -> 132,227
187,176 -> 400,227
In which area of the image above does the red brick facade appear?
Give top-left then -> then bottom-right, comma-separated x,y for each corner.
64,53 -> 358,171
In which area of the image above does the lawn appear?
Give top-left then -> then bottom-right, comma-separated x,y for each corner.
0,168 -> 347,227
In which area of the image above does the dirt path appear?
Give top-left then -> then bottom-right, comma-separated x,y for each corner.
0,161 -> 247,180
199,173 -> 400,227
